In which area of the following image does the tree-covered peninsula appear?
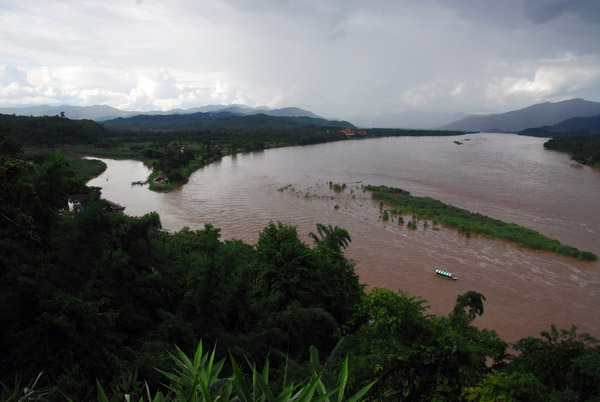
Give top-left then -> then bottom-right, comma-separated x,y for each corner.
366,185 -> 597,261
2,120 -> 600,401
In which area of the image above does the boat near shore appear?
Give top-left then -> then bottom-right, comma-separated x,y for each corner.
435,269 -> 458,280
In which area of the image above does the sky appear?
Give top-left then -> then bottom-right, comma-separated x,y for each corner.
1,0 -> 600,121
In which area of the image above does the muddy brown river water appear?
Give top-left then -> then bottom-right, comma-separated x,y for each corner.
87,133 -> 600,342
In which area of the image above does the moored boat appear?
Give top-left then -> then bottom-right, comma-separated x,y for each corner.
435,269 -> 458,280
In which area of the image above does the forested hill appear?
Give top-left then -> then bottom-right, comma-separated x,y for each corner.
102,111 -> 356,130
520,114 -> 600,137
0,113 -> 107,146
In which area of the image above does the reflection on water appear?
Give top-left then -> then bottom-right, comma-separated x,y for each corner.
87,133 -> 600,341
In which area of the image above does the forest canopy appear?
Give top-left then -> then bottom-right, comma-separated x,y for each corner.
544,135 -> 600,167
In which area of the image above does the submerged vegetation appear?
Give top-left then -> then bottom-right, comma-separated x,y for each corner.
366,185 -> 597,261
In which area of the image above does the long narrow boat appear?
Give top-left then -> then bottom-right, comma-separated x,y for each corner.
435,269 -> 458,280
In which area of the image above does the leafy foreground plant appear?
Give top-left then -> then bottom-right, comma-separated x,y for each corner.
96,341 -> 376,402
0,372 -> 52,402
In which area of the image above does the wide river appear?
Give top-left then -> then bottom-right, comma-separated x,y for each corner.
87,133 -> 600,342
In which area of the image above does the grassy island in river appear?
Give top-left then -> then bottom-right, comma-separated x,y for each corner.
366,185 -> 597,261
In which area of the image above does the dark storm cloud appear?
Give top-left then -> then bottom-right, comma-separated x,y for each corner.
524,0 -> 600,24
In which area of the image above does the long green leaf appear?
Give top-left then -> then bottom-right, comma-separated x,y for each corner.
290,373 -> 322,402
309,345 -> 320,370
194,341 -> 204,372
198,375 -> 213,402
315,375 -> 328,400
335,356 -> 349,402
254,368 -> 277,402
230,356 -> 252,402
345,379 -> 378,402
96,380 -> 109,402
206,344 -> 216,379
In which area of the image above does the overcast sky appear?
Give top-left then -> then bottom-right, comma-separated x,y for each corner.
1,0 -> 600,120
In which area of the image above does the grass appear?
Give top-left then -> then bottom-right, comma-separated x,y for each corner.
67,157 -> 107,181
366,185 -> 597,261
69,144 -> 143,159
21,146 -> 108,182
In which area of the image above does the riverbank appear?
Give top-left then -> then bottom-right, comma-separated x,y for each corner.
68,157 -> 107,181
543,135 -> 600,168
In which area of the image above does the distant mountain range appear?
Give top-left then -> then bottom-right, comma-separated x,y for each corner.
101,111 -> 355,130
0,104 -> 322,122
441,98 -> 600,133
0,104 -> 124,121
2,98 -> 600,132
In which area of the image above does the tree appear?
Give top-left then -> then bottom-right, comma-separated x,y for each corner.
463,371 -> 546,402
0,146 -> 37,241
250,222 -> 362,358
509,325 -> 600,399
309,223 -> 351,252
451,291 -> 486,325
338,288 -> 506,401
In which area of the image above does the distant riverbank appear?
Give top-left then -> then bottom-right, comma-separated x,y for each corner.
544,135 -> 600,168
74,127 -> 471,192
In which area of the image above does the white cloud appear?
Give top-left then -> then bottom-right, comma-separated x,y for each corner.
451,83 -> 465,97
485,54 -> 600,109
506,66 -> 600,96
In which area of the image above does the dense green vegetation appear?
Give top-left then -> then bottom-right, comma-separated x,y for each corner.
0,113 -> 108,147
1,124 -> 367,399
1,113 -> 470,192
366,185 -> 597,261
3,121 -> 600,401
544,135 -> 600,167
57,156 -> 106,182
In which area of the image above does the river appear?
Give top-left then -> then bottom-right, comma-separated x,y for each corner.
86,133 -> 600,342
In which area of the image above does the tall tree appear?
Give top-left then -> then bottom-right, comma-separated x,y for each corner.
451,291 -> 486,325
